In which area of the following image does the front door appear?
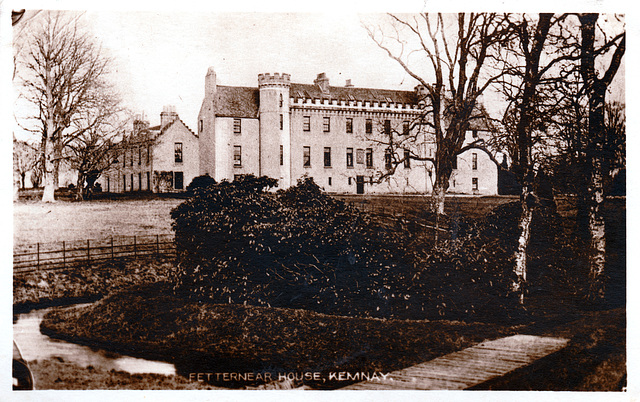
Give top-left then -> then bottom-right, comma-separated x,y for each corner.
356,175 -> 364,194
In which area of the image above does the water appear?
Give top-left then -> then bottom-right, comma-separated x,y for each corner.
13,304 -> 176,376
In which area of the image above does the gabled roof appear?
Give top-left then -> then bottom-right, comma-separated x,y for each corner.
289,83 -> 418,104
158,117 -> 197,138
215,86 -> 260,118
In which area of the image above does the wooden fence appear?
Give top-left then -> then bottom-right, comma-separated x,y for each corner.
13,234 -> 176,275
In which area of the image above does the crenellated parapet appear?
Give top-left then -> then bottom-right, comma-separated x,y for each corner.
258,73 -> 291,88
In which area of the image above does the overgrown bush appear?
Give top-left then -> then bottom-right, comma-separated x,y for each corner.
171,175 -> 410,316
171,176 -> 582,321
186,174 -> 216,195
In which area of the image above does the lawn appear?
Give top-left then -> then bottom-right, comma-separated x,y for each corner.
13,198 -> 182,245
14,195 -> 511,246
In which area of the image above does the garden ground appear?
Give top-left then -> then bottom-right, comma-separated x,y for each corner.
13,193 -> 626,390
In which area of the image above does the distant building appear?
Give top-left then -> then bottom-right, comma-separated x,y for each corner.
197,68 -> 499,195
99,106 -> 198,193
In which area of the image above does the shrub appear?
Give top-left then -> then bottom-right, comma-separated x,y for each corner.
171,177 -> 581,322
186,174 -> 217,194
171,176 -> 410,316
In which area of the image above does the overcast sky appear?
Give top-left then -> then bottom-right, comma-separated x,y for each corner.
9,3 -> 627,142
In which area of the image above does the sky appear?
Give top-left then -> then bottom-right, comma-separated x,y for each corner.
10,5 -> 627,142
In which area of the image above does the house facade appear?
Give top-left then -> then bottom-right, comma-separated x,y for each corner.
98,106 -> 199,193
197,68 -> 499,196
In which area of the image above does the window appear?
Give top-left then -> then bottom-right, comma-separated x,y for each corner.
123,175 -> 126,191
404,149 -> 411,169
346,148 -> 354,168
403,121 -> 410,135
280,145 -> 284,166
123,151 -> 126,167
233,118 -> 241,134
323,117 -> 330,132
199,119 -> 203,132
472,177 -> 478,191
328,177 -> 332,186
130,149 -> 134,166
279,93 -> 283,108
146,172 -> 150,191
356,148 -> 365,164
384,120 -> 391,135
348,177 -> 352,185
472,153 -> 478,170
303,116 -> 310,132
365,148 -> 373,169
280,114 -> 283,130
472,130 -> 478,139
385,149 -> 392,170
138,173 -> 141,190
303,146 -> 311,167
175,172 -> 184,190
130,174 -> 134,190
138,147 -> 141,165
233,145 -> 242,167
175,143 -> 183,163
146,145 -> 150,164
365,119 -> 372,134
346,118 -> 353,134
324,147 -> 332,167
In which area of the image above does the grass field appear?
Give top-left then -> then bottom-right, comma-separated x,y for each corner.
13,199 -> 182,245
13,195 -> 519,246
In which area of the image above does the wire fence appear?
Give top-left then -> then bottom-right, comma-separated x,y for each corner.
13,234 -> 176,275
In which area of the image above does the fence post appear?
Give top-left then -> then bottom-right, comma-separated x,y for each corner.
37,242 -> 40,270
87,239 -> 90,265
134,235 -> 137,257
62,241 -> 66,268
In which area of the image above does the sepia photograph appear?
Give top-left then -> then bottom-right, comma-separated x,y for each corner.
7,1 -> 629,399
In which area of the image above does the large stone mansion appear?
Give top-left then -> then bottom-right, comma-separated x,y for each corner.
100,68 -> 500,195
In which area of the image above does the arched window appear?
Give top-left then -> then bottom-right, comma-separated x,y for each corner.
279,93 -> 283,107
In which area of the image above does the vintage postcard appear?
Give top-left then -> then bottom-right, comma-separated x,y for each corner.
7,1 -> 631,400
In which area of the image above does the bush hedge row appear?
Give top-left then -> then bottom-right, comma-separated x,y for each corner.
171,175 -> 582,321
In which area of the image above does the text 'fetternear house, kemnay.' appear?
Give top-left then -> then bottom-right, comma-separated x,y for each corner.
102,68 -> 500,195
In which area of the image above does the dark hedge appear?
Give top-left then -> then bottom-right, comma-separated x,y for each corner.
171,175 -> 581,321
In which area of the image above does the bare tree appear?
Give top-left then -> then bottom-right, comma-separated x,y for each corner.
65,92 -> 127,200
13,137 -> 39,190
577,13 -> 625,302
365,13 -> 511,214
16,11 -> 112,202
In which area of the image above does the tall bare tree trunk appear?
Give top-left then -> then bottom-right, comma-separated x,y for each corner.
513,185 -> 535,304
578,13 -> 624,303
433,183 -> 446,215
42,136 -> 56,202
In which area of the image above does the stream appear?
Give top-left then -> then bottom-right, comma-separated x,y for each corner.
13,304 -> 177,376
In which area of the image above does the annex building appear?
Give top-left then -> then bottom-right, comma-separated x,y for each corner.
198,68 -> 499,195
99,106 -> 199,193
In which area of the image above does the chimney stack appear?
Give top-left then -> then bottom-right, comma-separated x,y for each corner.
160,105 -> 178,129
314,72 -> 330,93
345,79 -> 353,88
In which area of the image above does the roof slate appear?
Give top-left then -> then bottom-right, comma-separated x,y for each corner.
215,86 -> 260,118
290,83 -> 418,104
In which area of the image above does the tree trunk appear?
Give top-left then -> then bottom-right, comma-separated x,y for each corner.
433,184 -> 446,215
587,149 -> 606,301
53,142 -> 62,189
42,137 -> 56,202
76,174 -> 85,201
513,185 -> 535,304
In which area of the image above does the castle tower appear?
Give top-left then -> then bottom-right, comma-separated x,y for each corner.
199,67 -> 218,176
258,72 -> 291,188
